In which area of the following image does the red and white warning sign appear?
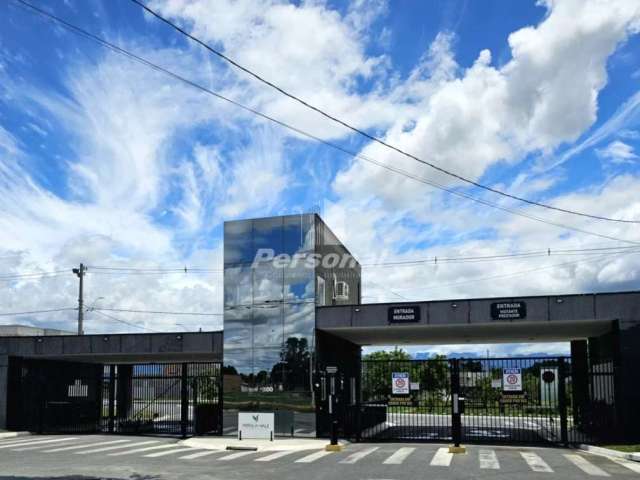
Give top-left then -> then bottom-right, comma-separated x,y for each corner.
392,372 -> 410,395
502,368 -> 522,392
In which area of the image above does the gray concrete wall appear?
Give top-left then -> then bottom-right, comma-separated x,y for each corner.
317,291 -> 640,329
0,331 -> 223,362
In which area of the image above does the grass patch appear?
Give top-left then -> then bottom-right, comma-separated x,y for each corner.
602,445 -> 640,453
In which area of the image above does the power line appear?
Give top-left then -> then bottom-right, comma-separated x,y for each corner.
93,307 -> 222,316
361,246 -> 640,268
382,249 -> 640,295
0,307 -> 76,317
88,309 -> 159,332
11,0 -> 640,246
129,0 -> 640,225
0,270 -> 68,280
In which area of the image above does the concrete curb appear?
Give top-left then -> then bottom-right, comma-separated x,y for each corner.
0,432 -> 31,440
578,444 -> 640,462
179,437 -> 336,452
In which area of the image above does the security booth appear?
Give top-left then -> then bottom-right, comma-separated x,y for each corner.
2,213 -> 639,447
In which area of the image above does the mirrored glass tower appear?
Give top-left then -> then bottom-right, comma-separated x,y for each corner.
223,214 -> 360,436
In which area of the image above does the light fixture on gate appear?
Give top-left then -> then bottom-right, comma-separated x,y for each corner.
451,302 -> 458,308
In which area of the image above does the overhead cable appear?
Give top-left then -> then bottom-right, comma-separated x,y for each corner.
12,0 -> 640,246
129,0 -> 640,225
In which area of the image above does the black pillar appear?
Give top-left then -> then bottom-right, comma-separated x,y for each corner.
116,365 -> 133,420
570,340 -> 589,432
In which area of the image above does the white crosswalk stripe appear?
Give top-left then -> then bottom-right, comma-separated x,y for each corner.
521,451 -> 554,472
479,449 -> 500,469
218,450 -> 256,461
44,440 -> 131,453
609,456 -> 640,474
563,454 -> 610,477
107,443 -> 177,456
0,438 -> 77,450
12,438 -> 78,452
430,448 -> 453,467
294,450 -> 332,463
76,440 -> 158,455
383,447 -> 415,465
179,450 -> 220,460
0,437 -> 46,447
143,447 -> 199,458
340,447 -> 379,464
255,450 -> 297,462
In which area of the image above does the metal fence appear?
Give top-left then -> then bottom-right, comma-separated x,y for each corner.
354,356 -> 618,445
8,359 -> 222,437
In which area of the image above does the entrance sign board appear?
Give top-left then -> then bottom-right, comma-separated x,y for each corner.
238,412 -> 274,441
502,368 -> 523,392
388,306 -> 421,323
392,372 -> 410,395
491,301 -> 527,320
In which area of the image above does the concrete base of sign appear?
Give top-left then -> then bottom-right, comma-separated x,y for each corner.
325,443 -> 344,452
448,445 -> 467,454
180,437 -> 331,452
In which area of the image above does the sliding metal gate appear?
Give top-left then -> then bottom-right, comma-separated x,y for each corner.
8,358 -> 223,437
354,356 -> 618,445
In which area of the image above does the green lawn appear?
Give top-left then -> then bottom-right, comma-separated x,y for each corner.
602,445 -> 640,453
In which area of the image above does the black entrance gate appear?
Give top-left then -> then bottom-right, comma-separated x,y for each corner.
8,359 -> 223,437
351,356 -> 618,445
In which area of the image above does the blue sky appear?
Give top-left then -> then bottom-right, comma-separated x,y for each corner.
1,0 -> 639,356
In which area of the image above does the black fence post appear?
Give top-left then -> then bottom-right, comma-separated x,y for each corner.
451,359 -> 462,447
108,365 -> 116,433
558,358 -> 569,445
181,363 -> 188,439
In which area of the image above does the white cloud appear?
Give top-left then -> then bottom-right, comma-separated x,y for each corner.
596,140 -> 638,163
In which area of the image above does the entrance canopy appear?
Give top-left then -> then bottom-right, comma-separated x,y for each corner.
316,290 -> 640,345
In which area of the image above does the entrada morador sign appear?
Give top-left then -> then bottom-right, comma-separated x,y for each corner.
491,301 -> 527,320
388,306 -> 420,323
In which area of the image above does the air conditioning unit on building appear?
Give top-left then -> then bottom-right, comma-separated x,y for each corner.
334,281 -> 349,301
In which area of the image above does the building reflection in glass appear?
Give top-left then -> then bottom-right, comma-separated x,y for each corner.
223,214 -> 360,436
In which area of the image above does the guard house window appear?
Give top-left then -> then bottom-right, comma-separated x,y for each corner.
316,276 -> 326,306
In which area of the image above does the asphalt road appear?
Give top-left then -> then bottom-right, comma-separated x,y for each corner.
1,434 -> 639,480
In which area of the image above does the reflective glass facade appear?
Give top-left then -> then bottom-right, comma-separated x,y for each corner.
223,214 -> 360,436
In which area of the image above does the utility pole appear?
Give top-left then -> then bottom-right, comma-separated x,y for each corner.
72,263 -> 86,335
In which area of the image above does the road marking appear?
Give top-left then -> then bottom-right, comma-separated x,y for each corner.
107,443 -> 176,456
76,440 -> 157,454
295,450 -> 332,463
44,440 -> 131,453
563,454 -> 610,477
255,450 -> 297,462
609,456 -> 640,474
479,449 -> 500,469
383,447 -> 415,464
430,448 -> 453,467
520,451 -> 553,472
340,447 -> 379,464
0,437 -> 77,450
179,450 -> 219,460
218,450 -> 256,461
12,438 -> 79,451
0,437 -> 48,446
144,447 -> 198,458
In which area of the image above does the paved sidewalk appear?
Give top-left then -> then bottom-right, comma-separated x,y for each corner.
180,436 -> 333,451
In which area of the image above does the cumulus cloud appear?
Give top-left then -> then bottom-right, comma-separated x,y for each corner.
1,0 -> 640,346
596,140 -> 638,163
